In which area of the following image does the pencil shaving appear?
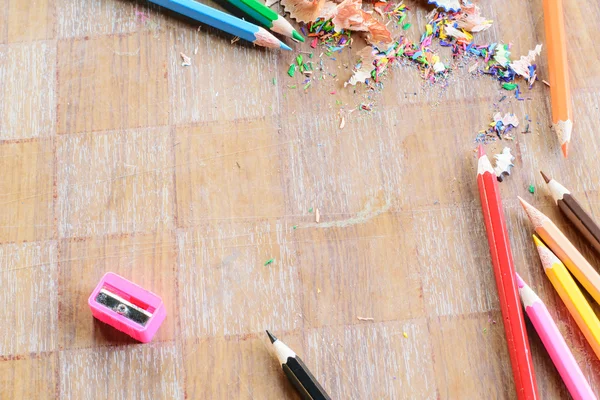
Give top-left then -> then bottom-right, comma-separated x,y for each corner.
357,316 -> 374,321
510,44 -> 542,85
327,0 -> 393,45
454,3 -> 492,32
180,52 -> 191,67
281,0 -> 333,22
493,147 -> 514,182
346,46 -> 377,86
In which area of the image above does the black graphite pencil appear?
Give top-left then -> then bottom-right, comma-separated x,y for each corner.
266,330 -> 331,400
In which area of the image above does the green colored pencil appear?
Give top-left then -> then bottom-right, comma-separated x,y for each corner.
227,0 -> 304,41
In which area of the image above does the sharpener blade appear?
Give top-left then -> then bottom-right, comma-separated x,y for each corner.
95,288 -> 152,326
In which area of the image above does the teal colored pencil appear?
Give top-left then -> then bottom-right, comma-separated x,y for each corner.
149,0 -> 291,50
227,0 -> 304,41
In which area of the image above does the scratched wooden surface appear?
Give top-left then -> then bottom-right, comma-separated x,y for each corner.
1,0 -> 600,398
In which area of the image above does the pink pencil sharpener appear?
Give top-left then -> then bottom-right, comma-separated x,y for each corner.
88,272 -> 166,343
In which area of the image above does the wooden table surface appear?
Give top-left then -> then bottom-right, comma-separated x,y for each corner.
1,0 -> 600,398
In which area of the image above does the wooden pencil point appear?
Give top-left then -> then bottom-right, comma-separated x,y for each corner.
477,152 -> 494,175
547,176 -> 600,255
533,235 -> 557,270
540,171 -> 551,183
561,142 -> 569,158
519,197 -> 549,228
477,144 -> 485,157
267,332 -> 331,399
515,273 -> 540,308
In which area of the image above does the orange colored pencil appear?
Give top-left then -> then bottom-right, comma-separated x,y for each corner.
518,197 -> 600,306
543,0 -> 572,157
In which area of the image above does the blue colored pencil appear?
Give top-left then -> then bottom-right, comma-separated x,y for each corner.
149,0 -> 292,50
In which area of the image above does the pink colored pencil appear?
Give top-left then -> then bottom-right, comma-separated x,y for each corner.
516,273 -> 596,400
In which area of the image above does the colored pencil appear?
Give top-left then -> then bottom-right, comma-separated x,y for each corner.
533,236 -> 600,360
516,273 -> 596,400
226,0 -> 304,41
541,171 -> 600,255
266,330 -> 331,400
543,0 -> 572,157
477,146 -> 539,400
518,197 -> 600,307
149,0 -> 292,50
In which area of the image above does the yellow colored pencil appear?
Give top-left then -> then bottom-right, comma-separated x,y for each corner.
534,235 -> 600,360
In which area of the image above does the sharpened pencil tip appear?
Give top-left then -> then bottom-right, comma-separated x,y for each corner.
517,196 -> 528,210
561,142 -> 569,158
477,144 -> 485,158
540,171 -> 550,183
292,30 -> 305,42
280,42 -> 292,51
532,234 -> 543,247
514,272 -> 525,288
266,330 -> 277,343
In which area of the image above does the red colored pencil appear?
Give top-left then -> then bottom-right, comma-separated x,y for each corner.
477,146 -> 539,399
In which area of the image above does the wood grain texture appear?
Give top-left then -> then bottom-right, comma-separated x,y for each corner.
0,139 -> 55,242
56,127 -> 174,237
0,353 -> 58,399
0,41 -> 56,139
1,0 -> 600,398
5,0 -> 56,43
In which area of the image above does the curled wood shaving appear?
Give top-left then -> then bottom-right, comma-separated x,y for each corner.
455,3 -> 492,32
510,44 -> 542,84
281,0 -> 334,23
327,0 -> 392,45
346,46 -> 377,86
180,52 -> 191,67
494,147 -> 515,182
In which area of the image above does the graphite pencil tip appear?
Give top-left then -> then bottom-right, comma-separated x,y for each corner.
292,30 -> 305,42
266,330 -> 277,343
540,171 -> 551,183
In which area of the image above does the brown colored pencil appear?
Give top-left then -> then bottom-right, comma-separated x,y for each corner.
543,0 -> 572,157
541,171 -> 600,255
